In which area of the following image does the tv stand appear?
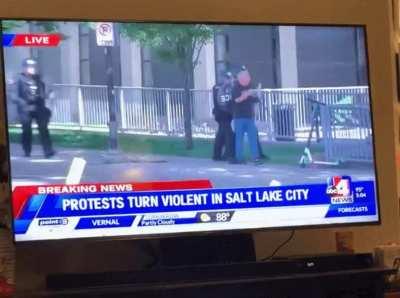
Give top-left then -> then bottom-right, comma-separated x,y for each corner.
16,252 -> 395,297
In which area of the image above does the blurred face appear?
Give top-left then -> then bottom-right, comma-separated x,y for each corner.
24,66 -> 37,76
237,70 -> 251,86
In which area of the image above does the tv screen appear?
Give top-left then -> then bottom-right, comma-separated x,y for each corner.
1,20 -> 379,242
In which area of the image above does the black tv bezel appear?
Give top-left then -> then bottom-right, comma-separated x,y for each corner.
0,18 -> 381,244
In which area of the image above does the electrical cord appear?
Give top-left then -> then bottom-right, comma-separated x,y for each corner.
261,230 -> 296,261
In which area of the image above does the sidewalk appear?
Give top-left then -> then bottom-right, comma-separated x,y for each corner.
9,143 -> 375,189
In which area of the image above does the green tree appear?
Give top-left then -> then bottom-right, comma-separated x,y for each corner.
120,23 -> 215,150
2,20 -> 59,33
1,21 -> 24,32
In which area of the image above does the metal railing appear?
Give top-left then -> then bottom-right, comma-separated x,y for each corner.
320,104 -> 373,162
117,87 -> 185,134
49,84 -> 370,141
255,87 -> 370,140
51,84 -> 218,136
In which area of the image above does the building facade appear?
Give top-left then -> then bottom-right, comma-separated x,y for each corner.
3,22 -> 368,90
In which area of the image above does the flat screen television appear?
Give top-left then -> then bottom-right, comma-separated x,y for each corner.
0,20 -> 380,242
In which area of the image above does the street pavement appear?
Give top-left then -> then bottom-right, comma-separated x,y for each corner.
9,143 -> 375,189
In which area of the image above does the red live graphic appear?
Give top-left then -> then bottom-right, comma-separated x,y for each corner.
12,34 -> 61,47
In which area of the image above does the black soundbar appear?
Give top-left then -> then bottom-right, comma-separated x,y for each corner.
47,253 -> 374,290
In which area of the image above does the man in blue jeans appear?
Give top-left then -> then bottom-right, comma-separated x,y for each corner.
230,67 -> 261,165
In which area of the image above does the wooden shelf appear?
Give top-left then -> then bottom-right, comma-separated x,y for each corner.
0,229 -> 15,285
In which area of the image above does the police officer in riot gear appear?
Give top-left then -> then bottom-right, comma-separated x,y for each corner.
212,71 -> 234,161
13,58 -> 55,158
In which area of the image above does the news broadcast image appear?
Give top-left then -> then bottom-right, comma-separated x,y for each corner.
1,21 -> 379,241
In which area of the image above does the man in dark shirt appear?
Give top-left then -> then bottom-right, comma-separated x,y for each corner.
231,67 -> 261,164
212,72 -> 234,161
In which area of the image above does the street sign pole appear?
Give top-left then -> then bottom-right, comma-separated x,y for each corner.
105,45 -> 118,150
96,22 -> 118,150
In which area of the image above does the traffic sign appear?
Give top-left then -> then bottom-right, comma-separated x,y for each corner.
96,22 -> 114,47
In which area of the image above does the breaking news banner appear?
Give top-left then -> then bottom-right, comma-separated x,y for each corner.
12,176 -> 378,241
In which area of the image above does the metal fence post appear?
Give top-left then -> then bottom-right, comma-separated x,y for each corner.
320,105 -> 331,162
207,89 -> 213,117
119,88 -> 127,130
77,87 -> 85,128
265,90 -> 274,141
166,91 -> 172,134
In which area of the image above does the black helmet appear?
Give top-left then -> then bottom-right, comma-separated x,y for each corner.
224,71 -> 233,79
